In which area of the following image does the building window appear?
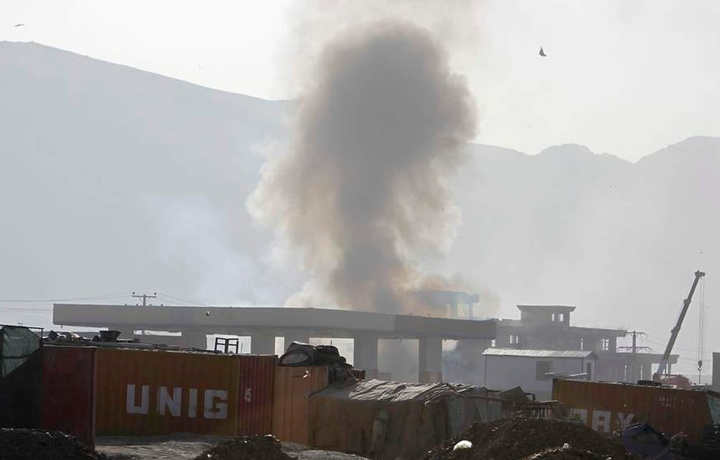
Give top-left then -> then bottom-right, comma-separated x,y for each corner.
490,339 -> 496,347
580,338 -> 585,350
601,338 -> 610,351
552,313 -> 566,322
536,360 -> 553,380
509,335 -> 520,346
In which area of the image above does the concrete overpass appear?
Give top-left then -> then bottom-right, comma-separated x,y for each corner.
53,304 -> 497,382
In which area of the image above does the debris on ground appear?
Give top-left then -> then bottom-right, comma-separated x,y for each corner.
423,418 -> 639,460
290,451 -> 369,460
0,428 -> 106,460
526,445 -> 621,459
453,440 -> 473,451
193,436 -> 368,460
193,435 -> 292,460
701,424 -> 720,451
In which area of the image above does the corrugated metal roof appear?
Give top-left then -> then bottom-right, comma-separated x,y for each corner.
516,305 -> 576,312
482,348 -> 596,359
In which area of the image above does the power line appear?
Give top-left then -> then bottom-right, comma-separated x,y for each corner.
0,292 -> 210,307
132,292 -> 157,307
0,293 -> 129,303
156,292 -> 208,306
643,334 -> 702,351
617,330 -> 651,353
150,297 -> 184,306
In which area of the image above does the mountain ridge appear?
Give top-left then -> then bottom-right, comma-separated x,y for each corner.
1,40 -> 286,104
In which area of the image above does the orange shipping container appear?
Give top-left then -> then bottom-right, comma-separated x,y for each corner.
273,366 -> 330,445
95,348 -> 276,436
237,352 -> 277,436
553,379 -> 717,441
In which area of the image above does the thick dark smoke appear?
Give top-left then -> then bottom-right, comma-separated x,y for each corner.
251,20 -> 476,313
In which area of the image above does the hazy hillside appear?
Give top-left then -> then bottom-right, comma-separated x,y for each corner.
1,42 -> 719,370
0,41 -> 293,309
449,137 -> 720,363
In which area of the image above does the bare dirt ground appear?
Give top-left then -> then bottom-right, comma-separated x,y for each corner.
97,434 -> 225,460
96,435 -> 368,460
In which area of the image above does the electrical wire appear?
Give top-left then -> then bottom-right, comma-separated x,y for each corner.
642,334 -> 701,352
0,292 -> 209,308
151,297 -> 187,306
156,292 -> 208,306
0,293 -> 129,303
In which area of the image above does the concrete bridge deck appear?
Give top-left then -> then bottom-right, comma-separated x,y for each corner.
53,303 -> 497,382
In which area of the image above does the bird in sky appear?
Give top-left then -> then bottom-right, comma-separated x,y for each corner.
15,24 -> 25,28
539,47 -> 547,57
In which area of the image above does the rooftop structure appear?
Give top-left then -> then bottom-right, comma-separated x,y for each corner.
412,290 -> 481,318
494,305 -> 677,382
516,305 -> 576,325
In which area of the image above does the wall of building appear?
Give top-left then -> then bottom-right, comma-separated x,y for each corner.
481,355 -> 593,400
495,323 -> 620,355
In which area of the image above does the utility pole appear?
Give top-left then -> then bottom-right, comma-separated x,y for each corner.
618,330 -> 650,353
618,330 -> 650,382
628,330 -> 644,353
630,330 -> 641,383
132,291 -> 157,306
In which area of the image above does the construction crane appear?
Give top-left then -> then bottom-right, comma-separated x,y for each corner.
697,280 -> 707,383
653,270 -> 706,381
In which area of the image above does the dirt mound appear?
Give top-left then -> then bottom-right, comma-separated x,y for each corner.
194,435 -> 292,460
0,428 -> 105,460
423,418 -> 638,460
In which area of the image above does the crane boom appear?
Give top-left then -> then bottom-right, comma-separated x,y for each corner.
654,270 -> 705,380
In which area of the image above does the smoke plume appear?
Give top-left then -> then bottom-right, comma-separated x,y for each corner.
250,20 -> 476,313
278,1 -> 485,98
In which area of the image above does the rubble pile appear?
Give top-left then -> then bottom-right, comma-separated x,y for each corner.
701,424 -> 720,451
194,435 -> 292,460
0,428 -> 105,460
423,418 -> 638,460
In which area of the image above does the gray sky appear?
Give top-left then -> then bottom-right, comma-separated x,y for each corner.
3,0 -> 719,161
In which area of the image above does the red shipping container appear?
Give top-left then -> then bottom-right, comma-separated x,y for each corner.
42,345 -> 96,448
553,379 -> 714,441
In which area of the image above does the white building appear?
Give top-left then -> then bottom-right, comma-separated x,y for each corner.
481,348 -> 597,400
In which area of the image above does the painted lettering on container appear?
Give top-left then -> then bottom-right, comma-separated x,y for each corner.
126,384 -> 228,419
569,408 -> 635,432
